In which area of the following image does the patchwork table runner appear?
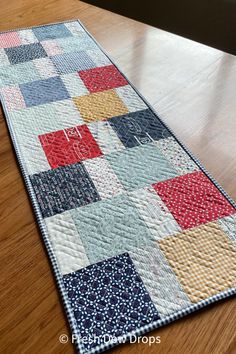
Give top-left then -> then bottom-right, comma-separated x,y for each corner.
0,20 -> 236,353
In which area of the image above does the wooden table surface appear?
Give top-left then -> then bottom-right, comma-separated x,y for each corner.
0,1 -> 235,353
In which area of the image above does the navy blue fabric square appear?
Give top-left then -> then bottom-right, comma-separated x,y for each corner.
51,51 -> 96,74
5,43 -> 47,64
108,109 -> 171,148
30,163 -> 100,218
20,76 -> 70,107
63,253 -> 159,351
33,23 -> 72,41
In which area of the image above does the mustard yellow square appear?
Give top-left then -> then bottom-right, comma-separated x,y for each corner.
159,222 -> 236,303
73,89 -> 129,123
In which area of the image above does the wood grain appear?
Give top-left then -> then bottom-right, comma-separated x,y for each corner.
0,1 -> 235,354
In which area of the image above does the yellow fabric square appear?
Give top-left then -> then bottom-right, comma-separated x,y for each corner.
159,222 -> 236,303
73,89 -> 129,123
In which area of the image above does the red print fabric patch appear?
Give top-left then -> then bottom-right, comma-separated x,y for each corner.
39,125 -> 102,169
79,64 -> 128,93
153,171 -> 236,230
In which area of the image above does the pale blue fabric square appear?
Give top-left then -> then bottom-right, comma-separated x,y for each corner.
71,193 -> 153,263
0,61 -> 41,88
51,51 -> 96,74
56,36 -> 96,53
33,24 -> 72,41
106,143 -> 179,190
20,76 -> 70,107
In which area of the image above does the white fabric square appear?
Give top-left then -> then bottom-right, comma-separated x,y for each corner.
65,21 -> 86,36
86,49 -> 111,67
0,48 -> 10,67
83,157 -> 124,199
33,58 -> 58,79
116,85 -> 147,113
18,29 -> 38,44
155,137 -> 199,175
128,186 -> 181,240
45,211 -> 89,275
89,120 -> 125,155
61,72 -> 89,97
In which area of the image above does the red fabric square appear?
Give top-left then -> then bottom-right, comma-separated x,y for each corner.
78,64 -> 128,93
153,171 -> 236,230
39,125 -> 102,169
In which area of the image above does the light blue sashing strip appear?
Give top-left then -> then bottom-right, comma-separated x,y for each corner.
0,19 -> 235,354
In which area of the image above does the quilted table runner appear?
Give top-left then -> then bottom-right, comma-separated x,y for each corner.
0,20 -> 236,353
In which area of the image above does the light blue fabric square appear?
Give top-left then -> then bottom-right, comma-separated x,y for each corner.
33,24 -> 72,41
106,143 -> 179,190
0,61 -> 41,88
56,35 -> 96,53
20,76 -> 70,107
71,193 -> 153,263
51,51 -> 96,74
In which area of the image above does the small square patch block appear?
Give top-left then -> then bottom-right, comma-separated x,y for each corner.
39,124 -> 103,169
30,163 -> 101,218
0,31 -> 21,49
153,171 -> 236,230
63,253 -> 160,351
32,23 -> 72,41
1,85 -> 26,111
79,64 -> 128,93
159,222 -> 236,302
51,51 -> 96,75
5,43 -> 47,65
108,109 -> 171,148
73,89 -> 129,123
20,76 -> 70,107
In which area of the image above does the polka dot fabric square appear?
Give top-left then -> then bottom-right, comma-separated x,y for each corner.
0,20 -> 235,354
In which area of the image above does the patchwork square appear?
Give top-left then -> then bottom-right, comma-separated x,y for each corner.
0,31 -> 21,49
128,186 -> 181,240
18,29 -> 38,45
71,193 -> 153,263
45,211 -> 90,275
108,109 -> 171,148
73,89 -> 129,123
33,58 -> 58,79
51,51 -> 96,75
89,121 -> 125,155
106,143 -> 178,191
0,61 -> 41,88
116,85 -> 147,113
83,157 -> 124,199
61,73 -> 89,97
0,49 -> 10,67
30,163 -> 101,218
155,137 -> 199,175
218,214 -> 236,245
129,245 -> 191,317
5,43 -> 47,64
0,85 -> 26,111
20,76 -> 70,107
63,253 -> 160,351
79,65 -> 128,93
41,39 -> 63,56
159,222 -> 236,302
39,124 -> 103,169
33,23 -> 72,41
153,171 -> 236,230
56,35 -> 96,54
86,49 -> 111,67
65,21 -> 86,36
